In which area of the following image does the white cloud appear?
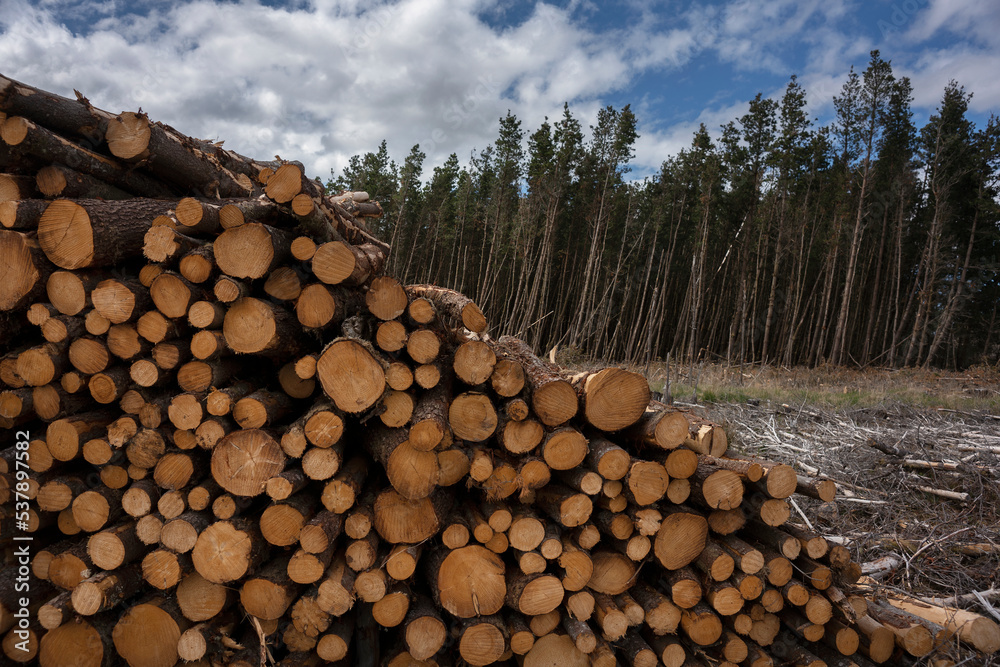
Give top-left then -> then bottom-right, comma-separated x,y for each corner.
0,0 -> 995,187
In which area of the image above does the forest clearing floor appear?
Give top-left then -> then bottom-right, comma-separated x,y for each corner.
567,356 -> 1000,663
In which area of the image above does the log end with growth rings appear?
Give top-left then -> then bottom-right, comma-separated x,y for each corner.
0,231 -> 39,310
316,338 -> 387,413
211,428 -> 285,497
581,368 -> 651,432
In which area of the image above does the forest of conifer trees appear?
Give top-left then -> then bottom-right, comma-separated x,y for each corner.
328,51 -> 1000,370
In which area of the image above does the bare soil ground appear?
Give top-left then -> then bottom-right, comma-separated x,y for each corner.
562,356 -> 1000,664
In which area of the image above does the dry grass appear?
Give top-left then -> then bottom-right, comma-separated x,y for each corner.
643,361 -> 1000,414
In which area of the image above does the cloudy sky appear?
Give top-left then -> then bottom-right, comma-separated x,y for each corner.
1,0 -> 997,181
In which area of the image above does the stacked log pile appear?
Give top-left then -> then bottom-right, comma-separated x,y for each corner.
2,73 -> 999,667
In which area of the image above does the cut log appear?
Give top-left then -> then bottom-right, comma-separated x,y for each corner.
316,337 -> 387,413
366,275 -> 408,320
37,198 -> 178,269
1,116 -> 178,198
211,428 -> 285,497
404,595 -> 447,661
570,367 -> 650,432
427,545 -> 506,618
654,508 -> 709,570
373,488 -> 451,544
0,231 -> 48,312
884,592 -> 1000,653
448,391 -> 498,442
497,335 -> 577,426
106,111 -> 250,197
111,597 -> 188,667
191,518 -> 269,584
540,426 -> 588,471
37,616 -> 107,667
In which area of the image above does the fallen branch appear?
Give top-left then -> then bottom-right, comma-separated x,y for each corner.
915,486 -> 969,502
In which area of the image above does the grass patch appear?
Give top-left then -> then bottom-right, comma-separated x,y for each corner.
644,363 -> 1000,413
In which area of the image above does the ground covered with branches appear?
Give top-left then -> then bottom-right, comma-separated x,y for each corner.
645,363 -> 1000,664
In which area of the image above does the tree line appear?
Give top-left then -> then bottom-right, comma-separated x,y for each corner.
327,51 -> 1000,370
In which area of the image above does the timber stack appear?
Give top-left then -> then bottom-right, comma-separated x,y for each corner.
1,73 -> 998,667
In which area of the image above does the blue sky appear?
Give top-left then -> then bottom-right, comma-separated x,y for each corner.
1,0 -> 997,181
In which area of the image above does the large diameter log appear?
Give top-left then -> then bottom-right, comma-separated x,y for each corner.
37,198 -> 176,269
213,222 -> 292,279
373,488 -> 451,544
316,338 -> 387,413
211,428 -> 285,497
427,545 -> 506,618
523,633 -> 589,667
497,335 -> 577,426
37,617 -> 107,667
588,549 -> 637,595
654,509 -> 709,570
223,297 -> 305,357
570,367 -> 650,431
112,598 -> 188,667
191,518 -> 269,584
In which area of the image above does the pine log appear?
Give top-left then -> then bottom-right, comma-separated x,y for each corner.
407,284 -> 486,332
427,545 -> 506,618
569,367 -> 650,431
0,73 -> 117,145
373,488 -> 452,544
588,549 -> 637,595
315,337 -> 387,413
403,595 -> 447,661
448,390 -> 498,442
37,617 -> 108,667
523,633 -> 589,667
883,591 -> 1000,653
1,116 -> 178,198
540,426 -> 588,470
366,275 -> 408,320
111,596 -> 189,667
409,384 -> 451,451
37,198 -> 181,269
497,335 -> 576,426
261,493 -> 317,547
654,508 -> 709,570
105,111 -> 250,197
223,297 -> 305,357
191,518 -> 270,584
